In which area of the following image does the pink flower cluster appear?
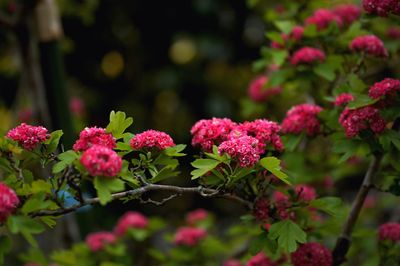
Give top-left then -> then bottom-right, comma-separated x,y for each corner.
368,78 -> 400,99
191,118 -> 236,151
281,104 -> 323,136
362,0 -> 400,17
290,47 -> 326,66
238,120 -> 284,152
349,35 -> 388,57
291,242 -> 332,266
253,198 -> 269,221
174,227 -> 207,246
80,145 -> 122,177
0,183 -> 19,223
387,27 -> 400,39
271,25 -> 304,49
247,252 -> 277,266
6,123 -> 48,150
247,76 -> 282,102
295,185 -> 317,202
339,106 -> 386,137
334,93 -> 354,106
73,127 -> 116,152
130,130 -> 175,150
305,9 -> 343,30
218,136 -> 261,168
378,222 -> 400,242
85,232 -> 117,252
186,209 -> 209,225
223,260 -> 242,266
114,211 -> 148,237
332,4 -> 361,25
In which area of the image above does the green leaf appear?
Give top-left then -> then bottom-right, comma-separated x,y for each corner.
52,151 -> 79,174
348,73 -> 367,93
347,94 -> 378,109
21,193 -> 53,214
106,111 -> 133,139
310,197 -> 343,217
282,133 -> 304,152
190,159 -> 221,180
44,130 -> 63,154
149,167 -> 180,183
271,50 -> 288,66
164,144 -> 186,157
94,177 -> 125,205
268,220 -> 307,253
303,24 -> 317,37
267,69 -> 294,87
259,157 -> 291,185
249,233 -> 270,255
265,31 -> 284,44
274,20 -> 294,34
313,63 -> 336,81
0,235 -> 11,264
7,216 -> 45,247
31,180 -> 52,194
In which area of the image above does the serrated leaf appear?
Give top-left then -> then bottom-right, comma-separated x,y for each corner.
21,193 -> 53,214
190,159 -> 221,179
259,157 -> 291,185
106,111 -> 133,139
268,220 -> 307,253
310,197 -> 343,217
274,20 -> 294,34
313,63 -> 336,81
94,177 -> 125,205
52,151 -> 79,174
347,94 -> 378,109
44,130 -> 63,154
149,167 -> 180,183
164,144 -> 186,157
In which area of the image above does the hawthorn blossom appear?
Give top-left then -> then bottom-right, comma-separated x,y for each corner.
80,145 -> 122,177
339,106 -> 386,138
247,252 -> 277,266
334,93 -> 354,106
218,136 -> 261,168
253,198 -> 270,221
333,4 -> 361,25
248,76 -> 282,102
130,130 -> 175,150
290,47 -> 326,65
295,184 -> 317,202
174,227 -> 207,246
281,104 -> 323,136
368,78 -> 400,99
271,25 -> 304,49
85,232 -> 116,252
362,0 -> 400,17
305,9 -> 343,30
349,35 -> 388,57
73,127 -> 116,152
387,27 -> 400,39
186,209 -> 209,225
114,211 -> 148,236
378,223 -> 400,242
6,123 -> 48,150
0,183 -> 19,223
291,242 -> 332,266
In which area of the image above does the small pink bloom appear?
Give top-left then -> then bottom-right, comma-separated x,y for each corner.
114,211 -> 148,236
295,184 -> 317,202
368,78 -> 400,99
186,209 -> 209,225
247,252 -> 277,266
378,223 -> 400,242
362,0 -> 400,17
248,76 -> 282,102
281,104 -> 323,136
291,242 -> 332,266
85,232 -> 116,252
290,47 -> 326,66
218,136 -> 261,168
349,35 -> 388,57
174,227 -> 207,246
0,183 -> 19,223
130,130 -> 175,150
223,259 -> 242,266
387,27 -> 400,39
334,93 -> 354,106
333,4 -> 361,25
70,97 -> 85,117
6,123 -> 48,150
73,127 -> 116,152
80,145 -> 122,177
253,198 -> 270,221
305,9 -> 343,30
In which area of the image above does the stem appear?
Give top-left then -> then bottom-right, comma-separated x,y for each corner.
332,154 -> 382,265
31,184 -> 253,217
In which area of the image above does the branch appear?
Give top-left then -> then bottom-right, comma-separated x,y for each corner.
31,184 -> 253,217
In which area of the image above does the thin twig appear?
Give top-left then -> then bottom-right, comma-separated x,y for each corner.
139,193 -> 179,206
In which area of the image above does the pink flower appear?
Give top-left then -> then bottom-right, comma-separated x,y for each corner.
223,259 -> 242,266
218,136 -> 261,168
0,183 -> 19,223
247,252 -> 277,266
6,123 -> 48,150
305,9 -> 343,30
339,106 -> 386,138
191,118 -> 236,151
333,4 -> 361,25
349,35 -> 388,57
253,198 -> 270,221
387,27 -> 400,39
237,120 -> 284,152
174,227 -> 207,246
85,232 -> 116,252
290,47 -> 326,66
334,93 -> 354,106
272,191 -> 292,220
362,0 -> 400,17
130,130 -> 175,150
70,97 -> 85,117
271,26 -> 304,49
291,242 -> 332,266
368,78 -> 400,99
281,104 -> 323,136
248,76 -> 282,102
186,209 -> 209,225
73,127 -> 116,152
295,185 -> 317,202
378,223 -> 400,242
114,211 -> 148,237
80,145 -> 122,177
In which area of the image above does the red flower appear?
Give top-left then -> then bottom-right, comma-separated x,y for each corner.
378,223 -> 400,242
6,123 -> 48,150
271,25 -> 304,49
247,252 -> 277,266
80,145 -> 122,177
295,184 -> 317,202
334,93 -> 354,106
223,259 -> 242,266
305,9 -> 343,30
290,47 -> 326,65
114,211 -> 148,236
186,209 -> 209,225
85,232 -> 116,252
218,136 -> 261,168
281,104 -> 323,136
333,4 -> 361,25
174,227 -> 207,246
291,242 -> 332,266
349,35 -> 388,57
248,76 -> 282,102
362,0 -> 400,17
253,198 -> 270,221
387,27 -> 400,39
130,130 -> 174,150
73,127 -> 116,152
368,78 -> 400,99
0,183 -> 19,223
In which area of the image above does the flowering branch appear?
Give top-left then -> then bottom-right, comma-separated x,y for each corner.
31,184 -> 253,217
